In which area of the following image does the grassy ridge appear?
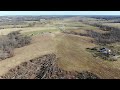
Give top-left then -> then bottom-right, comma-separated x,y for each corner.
23,29 -> 58,36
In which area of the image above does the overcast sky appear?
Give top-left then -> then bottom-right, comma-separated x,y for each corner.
0,11 -> 120,16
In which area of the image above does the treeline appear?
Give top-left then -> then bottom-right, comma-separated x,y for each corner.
88,23 -> 118,31
84,23 -> 120,45
0,31 -> 31,60
86,30 -> 120,45
109,20 -> 120,23
68,21 -> 120,45
0,21 -> 26,26
0,16 -> 74,22
87,16 -> 120,20
69,28 -> 120,45
82,21 -> 120,32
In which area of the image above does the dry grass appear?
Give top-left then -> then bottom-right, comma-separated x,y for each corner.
104,23 -> 120,29
1,31 -> 120,78
1,17 -> 120,79
0,27 -> 56,35
55,33 -> 120,79
0,33 -> 55,76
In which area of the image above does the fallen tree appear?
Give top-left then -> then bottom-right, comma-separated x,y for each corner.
0,54 -> 100,79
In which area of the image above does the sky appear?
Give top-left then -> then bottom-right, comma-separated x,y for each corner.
0,11 -> 120,16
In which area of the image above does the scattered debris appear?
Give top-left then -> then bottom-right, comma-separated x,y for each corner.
0,54 -> 100,79
98,48 -> 112,55
76,71 -> 100,79
86,47 -> 120,61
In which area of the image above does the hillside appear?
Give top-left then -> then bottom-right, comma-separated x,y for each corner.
0,16 -> 120,79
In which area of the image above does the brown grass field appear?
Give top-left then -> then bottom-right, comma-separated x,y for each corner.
0,17 -> 120,79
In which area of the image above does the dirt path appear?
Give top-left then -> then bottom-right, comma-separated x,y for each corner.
0,33 -> 55,76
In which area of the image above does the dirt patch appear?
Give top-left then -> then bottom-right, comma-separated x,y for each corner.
0,54 -> 100,79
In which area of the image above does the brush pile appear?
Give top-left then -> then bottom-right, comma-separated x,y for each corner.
0,54 -> 100,79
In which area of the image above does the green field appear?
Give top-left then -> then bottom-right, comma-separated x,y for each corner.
23,29 -> 58,36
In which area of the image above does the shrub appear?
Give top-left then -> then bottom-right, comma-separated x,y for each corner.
0,30 -> 31,60
82,29 -> 120,45
83,22 -> 120,44
7,30 -> 31,48
0,36 -> 14,60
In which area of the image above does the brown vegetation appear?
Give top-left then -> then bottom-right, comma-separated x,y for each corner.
0,54 -> 100,79
0,31 -> 31,60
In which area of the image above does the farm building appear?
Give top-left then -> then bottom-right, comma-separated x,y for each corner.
39,19 -> 46,23
98,48 -> 112,55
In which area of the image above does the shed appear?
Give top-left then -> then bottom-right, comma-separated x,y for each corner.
99,48 -> 111,55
